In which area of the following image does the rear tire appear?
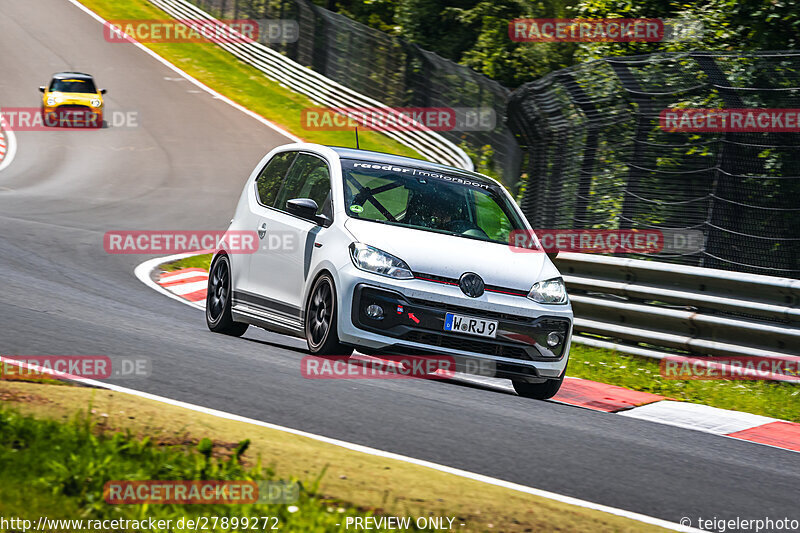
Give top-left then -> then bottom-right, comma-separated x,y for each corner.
206,254 -> 248,337
305,273 -> 350,355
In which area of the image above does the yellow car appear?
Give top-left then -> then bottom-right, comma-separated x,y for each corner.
39,72 -> 106,128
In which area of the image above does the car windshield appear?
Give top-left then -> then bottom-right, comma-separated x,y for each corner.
342,159 -> 525,245
49,78 -> 97,93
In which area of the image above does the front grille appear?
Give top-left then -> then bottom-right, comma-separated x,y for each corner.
414,272 -> 528,297
402,331 -> 532,360
406,297 -> 522,322
414,273 -> 458,285
57,105 -> 92,112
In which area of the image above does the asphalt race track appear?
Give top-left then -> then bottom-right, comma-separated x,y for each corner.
1,0 -> 798,527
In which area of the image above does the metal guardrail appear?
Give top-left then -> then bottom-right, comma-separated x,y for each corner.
556,253 -> 800,381
146,0 -> 474,171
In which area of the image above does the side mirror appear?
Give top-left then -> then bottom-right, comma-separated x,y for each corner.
39,86 -> 46,93
100,89 -> 107,94
286,198 -> 329,226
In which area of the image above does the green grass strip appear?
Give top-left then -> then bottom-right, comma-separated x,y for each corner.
0,406 -> 424,532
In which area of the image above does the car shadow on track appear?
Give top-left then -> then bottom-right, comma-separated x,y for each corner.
238,335 -> 309,354
237,331 -> 519,397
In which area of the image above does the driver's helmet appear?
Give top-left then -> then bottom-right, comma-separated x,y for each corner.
407,186 -> 461,230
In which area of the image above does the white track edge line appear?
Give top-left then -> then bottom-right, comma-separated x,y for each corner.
0,113 -> 19,173
67,0 -> 302,143
0,355 -> 697,532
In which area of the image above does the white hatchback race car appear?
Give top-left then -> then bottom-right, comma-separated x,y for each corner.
206,143 -> 573,399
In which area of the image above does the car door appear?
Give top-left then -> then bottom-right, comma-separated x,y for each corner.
234,150 -> 296,304
247,152 -> 333,328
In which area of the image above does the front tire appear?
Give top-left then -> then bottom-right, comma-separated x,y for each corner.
304,274 -> 350,355
513,361 -> 568,400
512,377 -> 564,400
206,254 -> 248,337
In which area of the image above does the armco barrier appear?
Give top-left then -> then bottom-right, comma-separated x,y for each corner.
145,0 -> 474,171
557,253 -> 800,381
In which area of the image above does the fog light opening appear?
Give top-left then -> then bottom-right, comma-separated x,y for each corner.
365,304 -> 384,320
546,331 -> 562,347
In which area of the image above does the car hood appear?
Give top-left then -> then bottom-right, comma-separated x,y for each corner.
47,92 -> 100,105
344,218 -> 556,291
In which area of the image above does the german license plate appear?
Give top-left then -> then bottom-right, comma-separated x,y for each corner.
443,313 -> 498,338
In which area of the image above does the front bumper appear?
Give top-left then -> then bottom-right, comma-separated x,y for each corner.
42,105 -> 103,127
334,266 -> 573,382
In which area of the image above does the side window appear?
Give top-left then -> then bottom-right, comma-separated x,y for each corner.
274,154 -> 331,216
345,173 -> 409,221
255,151 -> 297,207
471,189 -> 514,242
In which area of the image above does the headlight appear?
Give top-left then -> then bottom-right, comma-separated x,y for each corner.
91,99 -> 102,108
47,96 -> 57,106
528,277 -> 568,304
349,243 -> 413,279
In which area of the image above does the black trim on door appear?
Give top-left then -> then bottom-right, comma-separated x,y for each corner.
232,290 -> 302,319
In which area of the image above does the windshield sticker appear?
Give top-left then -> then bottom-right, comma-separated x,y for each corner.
350,161 -> 492,190
349,205 -> 364,213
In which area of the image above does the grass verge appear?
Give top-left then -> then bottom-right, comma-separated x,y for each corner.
0,380 -> 669,532
162,253 -> 212,272
161,253 -> 799,423
0,397 -> 375,532
77,0 -> 423,160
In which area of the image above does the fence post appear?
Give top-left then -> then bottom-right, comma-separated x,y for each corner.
691,53 -> 745,271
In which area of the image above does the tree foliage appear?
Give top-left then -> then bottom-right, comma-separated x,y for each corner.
318,0 -> 800,87
573,0 -> 800,61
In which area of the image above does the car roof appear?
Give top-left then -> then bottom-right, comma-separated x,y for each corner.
325,146 -> 496,187
52,72 -> 94,80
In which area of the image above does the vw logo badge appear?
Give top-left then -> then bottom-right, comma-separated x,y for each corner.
459,272 -> 485,298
